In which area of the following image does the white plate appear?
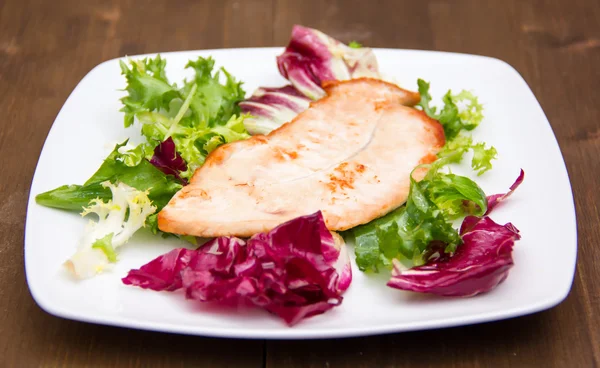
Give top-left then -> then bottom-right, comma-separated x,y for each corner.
25,48 -> 577,339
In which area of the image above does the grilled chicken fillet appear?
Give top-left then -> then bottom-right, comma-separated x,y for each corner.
158,78 -> 444,237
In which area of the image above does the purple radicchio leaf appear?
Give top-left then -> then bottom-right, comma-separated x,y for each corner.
149,137 -> 188,184
239,86 -> 311,135
387,217 -> 520,297
122,211 -> 352,326
240,25 -> 381,135
388,170 -> 525,297
276,25 -> 380,100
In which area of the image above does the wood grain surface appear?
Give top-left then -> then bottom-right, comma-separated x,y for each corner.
1,0 -> 598,367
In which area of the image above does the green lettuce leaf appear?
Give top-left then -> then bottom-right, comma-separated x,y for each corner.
437,134 -> 497,175
91,233 -> 117,263
423,173 -> 487,219
471,142 -> 498,176
35,141 -> 182,213
416,79 -> 484,140
119,56 -> 181,128
35,182 -> 111,212
417,79 -> 496,175
176,114 -> 250,177
437,134 -> 473,163
184,58 -> 245,127
119,55 -> 249,178
116,143 -> 154,167
350,168 -> 488,272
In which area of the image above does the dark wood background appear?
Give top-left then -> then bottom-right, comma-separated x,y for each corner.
1,0 -> 598,367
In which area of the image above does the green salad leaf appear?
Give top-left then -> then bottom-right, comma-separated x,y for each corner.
116,143 -> 154,167
350,166 -> 488,272
417,79 -> 484,140
423,171 -> 487,219
119,55 -> 249,178
35,141 -> 182,214
35,182 -> 112,212
120,55 -> 181,128
184,58 -> 246,127
437,135 -> 497,176
471,142 -> 498,175
91,233 -> 117,263
417,79 -> 496,175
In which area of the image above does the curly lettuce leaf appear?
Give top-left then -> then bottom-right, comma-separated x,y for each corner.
65,182 -> 156,279
119,56 -> 181,128
418,79 -> 496,175
176,114 -> 250,177
471,142 -> 498,175
454,90 -> 484,130
117,143 -> 149,166
437,134 -> 497,176
437,134 -> 473,163
416,79 -> 483,140
120,55 -> 249,178
184,57 -> 245,127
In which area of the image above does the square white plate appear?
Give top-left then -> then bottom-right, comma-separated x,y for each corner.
25,48 -> 577,339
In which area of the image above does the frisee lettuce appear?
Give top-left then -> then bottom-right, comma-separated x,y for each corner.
437,135 -> 498,176
120,55 -> 180,128
471,142 -> 498,175
120,55 -> 249,178
417,79 -> 496,175
64,182 -> 156,279
416,79 -> 483,140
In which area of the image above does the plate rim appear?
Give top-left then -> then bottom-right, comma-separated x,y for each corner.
24,47 -> 578,339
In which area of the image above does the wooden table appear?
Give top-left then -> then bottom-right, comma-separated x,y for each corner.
1,0 -> 598,366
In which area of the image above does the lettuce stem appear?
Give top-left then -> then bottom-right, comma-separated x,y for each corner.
165,83 -> 197,140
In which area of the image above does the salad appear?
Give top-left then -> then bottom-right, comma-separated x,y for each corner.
36,25 -> 523,326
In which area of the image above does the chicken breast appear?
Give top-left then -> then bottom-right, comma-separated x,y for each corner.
158,78 -> 444,237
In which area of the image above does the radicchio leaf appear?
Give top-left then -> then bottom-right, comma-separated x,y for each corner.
387,170 -> 524,297
240,25 -> 381,135
276,25 -> 380,100
387,217 -> 520,297
485,169 -> 525,215
149,137 -> 188,184
122,211 -> 352,326
239,86 -> 311,135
